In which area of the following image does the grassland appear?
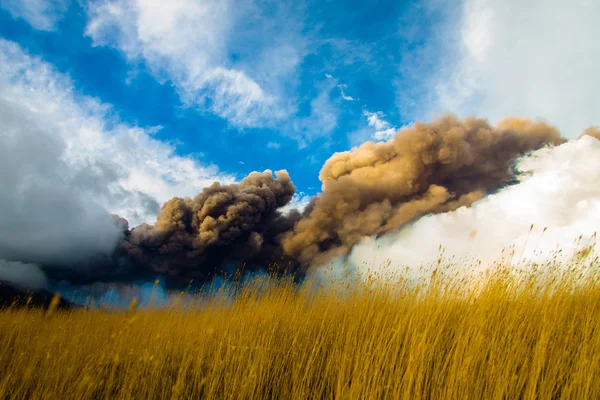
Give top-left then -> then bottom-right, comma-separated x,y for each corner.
0,257 -> 599,399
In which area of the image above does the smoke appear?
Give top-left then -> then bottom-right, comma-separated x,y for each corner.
581,126 -> 600,141
117,170 -> 303,284
282,115 -> 564,266
114,115 -> 563,287
3,100 -> 594,302
331,134 -> 600,285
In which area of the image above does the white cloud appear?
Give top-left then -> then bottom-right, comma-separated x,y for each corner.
83,0 -> 306,130
0,0 -> 70,30
364,110 -> 397,141
267,141 -> 281,149
0,36 -> 233,257
280,192 -> 311,214
365,111 -> 389,131
322,74 -> 357,102
189,67 -> 275,127
430,0 -> 600,138
338,84 -> 357,101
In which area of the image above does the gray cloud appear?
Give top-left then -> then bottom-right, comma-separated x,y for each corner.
0,259 -> 48,290
0,93 -> 123,268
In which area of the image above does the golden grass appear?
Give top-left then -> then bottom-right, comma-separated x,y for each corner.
0,259 -> 599,399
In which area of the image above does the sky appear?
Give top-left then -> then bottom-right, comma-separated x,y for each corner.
1,0 -> 599,228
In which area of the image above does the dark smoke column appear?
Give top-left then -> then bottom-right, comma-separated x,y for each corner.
119,170 -> 299,283
282,115 -> 565,266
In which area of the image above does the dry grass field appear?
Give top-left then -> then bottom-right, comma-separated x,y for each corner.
0,255 -> 599,399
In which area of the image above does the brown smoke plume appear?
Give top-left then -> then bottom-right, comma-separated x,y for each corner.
580,126 -> 600,141
109,115 -> 566,286
118,170 -> 301,282
281,115 -> 565,266
2,115 -> 584,298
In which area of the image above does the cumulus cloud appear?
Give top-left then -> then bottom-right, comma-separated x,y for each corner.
0,95 -> 123,266
0,0 -> 70,30
423,0 -> 600,137
0,39 -> 232,270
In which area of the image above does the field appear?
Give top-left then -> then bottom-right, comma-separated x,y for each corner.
0,257 -> 599,399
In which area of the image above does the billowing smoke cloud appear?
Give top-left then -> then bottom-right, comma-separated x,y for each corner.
2,105 -> 591,301
281,116 -> 564,266
330,134 -> 600,285
116,170 -> 302,285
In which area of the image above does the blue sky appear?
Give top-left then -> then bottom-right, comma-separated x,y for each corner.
1,0 -> 598,227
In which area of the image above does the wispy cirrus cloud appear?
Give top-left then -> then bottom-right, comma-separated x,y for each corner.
83,0 -> 309,131
0,0 -> 70,30
338,84 -> 357,101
